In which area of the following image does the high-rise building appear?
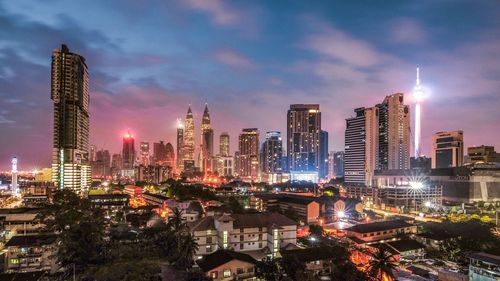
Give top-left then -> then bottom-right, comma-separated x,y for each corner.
200,104 -> 214,173
467,145 -> 497,164
90,145 -> 97,162
51,44 -> 91,192
287,104 -> 321,174
93,149 -> 111,178
376,93 -> 410,171
111,154 -> 122,175
122,131 -> 135,170
364,107 -> 379,183
413,66 -> 424,157
11,157 -> 18,195
176,118 -> 184,172
238,128 -> 259,179
153,141 -> 166,164
319,130 -> 329,179
182,106 -> 195,171
140,142 -> 150,166
234,151 -> 240,177
261,131 -> 283,174
432,130 -> 464,169
333,151 -> 345,178
345,108 -> 368,185
327,151 -> 335,179
220,132 -> 230,157
165,142 -> 175,169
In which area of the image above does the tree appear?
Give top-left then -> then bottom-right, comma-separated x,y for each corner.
255,257 -> 281,281
174,232 -> 199,270
308,224 -> 325,237
280,255 -> 305,280
37,189 -> 105,273
330,260 -> 368,281
368,247 -> 398,281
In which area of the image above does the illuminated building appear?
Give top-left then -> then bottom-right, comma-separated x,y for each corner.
261,131 -> 283,174
140,142 -> 150,166
432,130 -> 464,168
34,168 -> 52,182
413,66 -> 424,157
333,151 -> 344,178
111,153 -> 122,175
90,145 -> 97,162
11,157 -> 18,195
238,128 -> 259,179
469,252 -> 500,281
234,151 -> 240,177
153,141 -> 166,164
219,132 -> 230,157
182,106 -> 195,171
200,104 -> 214,173
176,118 -> 184,172
122,131 -> 135,170
287,104 -> 321,174
216,156 -> 234,177
50,44 -> 91,192
319,130 -> 329,179
376,93 -> 410,171
345,107 -> 378,186
165,142 -> 175,169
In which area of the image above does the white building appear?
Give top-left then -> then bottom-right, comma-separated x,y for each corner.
188,213 -> 297,259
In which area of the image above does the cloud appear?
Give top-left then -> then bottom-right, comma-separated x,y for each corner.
183,0 -> 241,25
389,18 -> 427,44
214,48 -> 256,70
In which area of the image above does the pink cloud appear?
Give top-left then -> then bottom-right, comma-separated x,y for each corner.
183,0 -> 241,25
389,18 -> 427,44
214,48 -> 256,70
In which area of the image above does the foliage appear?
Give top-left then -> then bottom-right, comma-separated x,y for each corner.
368,247 -> 398,281
255,257 -> 282,281
330,259 -> 368,281
226,197 -> 244,213
82,258 -> 162,281
280,255 -> 305,280
165,180 -> 217,201
37,189 -> 105,273
308,224 -> 325,237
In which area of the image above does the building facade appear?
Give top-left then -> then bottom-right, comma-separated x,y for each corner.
201,105 -> 214,173
182,106 -> 195,172
176,118 -> 184,173
220,132 -> 230,157
122,132 -> 135,170
287,104 -> 321,175
261,131 -> 283,175
51,44 -> 91,192
238,128 -> 259,179
432,130 -> 464,169
319,130 -> 329,180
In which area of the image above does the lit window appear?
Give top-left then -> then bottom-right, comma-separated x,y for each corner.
223,269 -> 231,277
223,231 -> 228,249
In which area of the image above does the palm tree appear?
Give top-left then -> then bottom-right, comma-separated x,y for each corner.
175,232 -> 199,270
167,208 -> 186,233
368,247 -> 398,281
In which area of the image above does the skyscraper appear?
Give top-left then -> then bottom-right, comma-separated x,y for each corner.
413,66 -> 424,157
345,108 -> 368,185
140,142 -> 150,166
111,154 -> 122,175
153,141 -> 167,165
122,131 -> 135,171
11,157 -> 18,195
200,104 -> 214,173
51,44 -> 91,192
176,118 -> 184,172
287,104 -> 321,174
261,131 -> 283,174
376,93 -> 410,170
182,106 -> 195,171
220,132 -> 230,157
319,130 -> 329,179
165,142 -> 175,169
93,149 -> 111,178
432,130 -> 464,169
238,128 -> 259,179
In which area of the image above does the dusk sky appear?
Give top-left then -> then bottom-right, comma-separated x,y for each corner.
1,0 -> 500,171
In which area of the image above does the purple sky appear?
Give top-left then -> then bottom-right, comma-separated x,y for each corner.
1,1 -> 500,170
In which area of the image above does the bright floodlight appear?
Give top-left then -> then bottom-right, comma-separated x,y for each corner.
337,210 -> 345,218
409,181 -> 424,189
424,201 -> 432,208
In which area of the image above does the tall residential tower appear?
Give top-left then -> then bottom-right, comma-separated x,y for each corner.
51,44 -> 91,192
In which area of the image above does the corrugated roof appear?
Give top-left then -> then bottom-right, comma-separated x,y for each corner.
345,220 -> 413,234
196,250 -> 256,271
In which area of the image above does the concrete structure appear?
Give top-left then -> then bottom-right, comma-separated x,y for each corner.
219,132 -> 230,157
345,108 -> 368,185
467,145 -> 497,164
11,157 -> 18,196
4,235 -> 58,273
287,104 -> 321,174
51,44 -> 91,192
250,194 -> 320,223
432,130 -> 464,169
215,156 -> 234,177
196,250 -> 257,281
261,131 -> 283,175
200,104 -> 214,174
176,118 -> 184,172
469,252 -> 500,281
140,142 -> 150,166
319,130 -> 329,180
345,220 -> 417,244
238,128 -> 259,180
333,151 -> 344,178
182,106 -> 195,172
122,131 -> 135,171
188,213 -> 297,258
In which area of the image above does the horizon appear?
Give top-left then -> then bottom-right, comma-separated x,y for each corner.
1,0 -> 500,170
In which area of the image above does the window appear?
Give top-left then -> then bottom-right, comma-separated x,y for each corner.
207,230 -> 211,235
240,243 -> 244,249
223,269 -> 231,277
240,235 -> 244,241
206,237 -> 212,244
362,234 -> 367,237
10,259 -> 19,264
223,231 -> 228,249
237,268 -> 244,274
210,271 -> 218,279
206,245 -> 212,252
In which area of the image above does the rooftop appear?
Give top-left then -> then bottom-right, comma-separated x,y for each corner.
280,247 -> 339,262
469,252 -> 500,265
384,239 -> 425,253
5,235 -> 57,247
196,250 -> 256,272
345,220 -> 413,234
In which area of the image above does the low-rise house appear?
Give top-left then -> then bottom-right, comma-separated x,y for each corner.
469,252 -> 500,281
189,212 -> 297,258
280,247 -> 340,276
4,235 -> 57,273
344,219 -> 417,245
142,192 -> 169,208
196,250 -> 257,281
250,194 -> 320,223
415,232 -> 458,250
377,239 -> 426,259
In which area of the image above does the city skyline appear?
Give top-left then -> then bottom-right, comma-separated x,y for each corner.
1,1 -> 500,170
